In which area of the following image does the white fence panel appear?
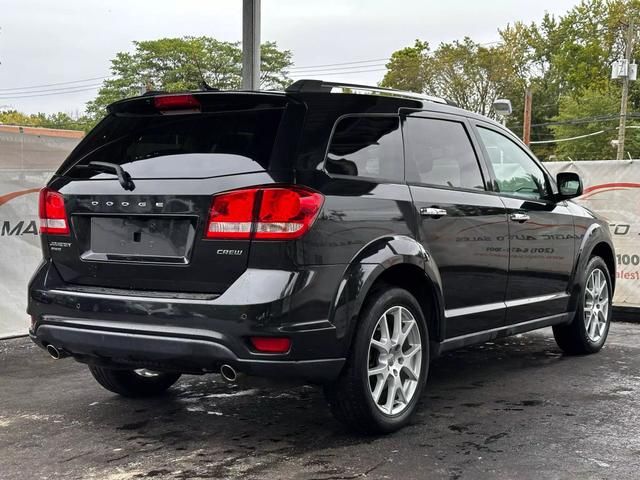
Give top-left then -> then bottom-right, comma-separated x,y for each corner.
0,127 -> 79,338
0,170 -> 54,337
546,160 -> 640,308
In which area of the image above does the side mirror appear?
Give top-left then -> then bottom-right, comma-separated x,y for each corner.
556,172 -> 583,200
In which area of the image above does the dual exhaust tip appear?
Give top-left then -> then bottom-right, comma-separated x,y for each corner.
220,364 -> 238,382
46,345 -> 241,383
46,344 -> 68,360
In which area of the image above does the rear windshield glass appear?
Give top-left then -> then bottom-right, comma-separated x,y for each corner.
61,108 -> 284,179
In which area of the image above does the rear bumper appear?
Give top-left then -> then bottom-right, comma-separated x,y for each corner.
29,327 -> 344,381
28,260 -> 348,382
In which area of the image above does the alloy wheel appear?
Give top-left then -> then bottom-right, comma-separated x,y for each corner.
584,268 -> 610,343
367,306 -> 422,415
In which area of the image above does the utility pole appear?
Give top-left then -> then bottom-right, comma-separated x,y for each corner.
242,0 -> 261,90
522,88 -> 532,146
617,16 -> 635,160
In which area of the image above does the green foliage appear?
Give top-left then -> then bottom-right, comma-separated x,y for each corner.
551,87 -> 640,160
86,37 -> 293,120
0,110 -> 91,132
383,0 -> 640,160
380,40 -> 429,93
381,38 -> 518,117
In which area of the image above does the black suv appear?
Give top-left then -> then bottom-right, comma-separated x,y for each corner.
29,80 -> 615,433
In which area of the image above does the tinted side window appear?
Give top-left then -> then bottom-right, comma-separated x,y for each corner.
403,117 -> 485,190
477,127 -> 550,200
326,116 -> 403,182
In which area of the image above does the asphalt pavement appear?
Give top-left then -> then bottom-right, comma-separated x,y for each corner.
2,322 -> 640,480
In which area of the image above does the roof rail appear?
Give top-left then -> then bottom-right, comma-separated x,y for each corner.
285,79 -> 449,105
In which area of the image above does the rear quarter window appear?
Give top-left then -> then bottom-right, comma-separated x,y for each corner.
325,115 -> 403,182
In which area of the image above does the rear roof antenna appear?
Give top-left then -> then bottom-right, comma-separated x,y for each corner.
199,80 -> 220,92
194,57 -> 219,92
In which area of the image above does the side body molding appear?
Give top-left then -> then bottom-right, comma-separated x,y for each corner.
329,235 -> 445,353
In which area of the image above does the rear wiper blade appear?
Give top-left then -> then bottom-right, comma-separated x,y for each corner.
82,161 -> 136,191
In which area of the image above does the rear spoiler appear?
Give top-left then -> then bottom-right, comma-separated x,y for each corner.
107,91 -> 288,115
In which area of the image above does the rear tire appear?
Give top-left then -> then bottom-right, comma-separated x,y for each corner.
88,365 -> 181,398
324,286 -> 429,434
553,256 -> 612,355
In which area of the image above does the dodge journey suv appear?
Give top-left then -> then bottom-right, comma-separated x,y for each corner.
29,80 -> 615,433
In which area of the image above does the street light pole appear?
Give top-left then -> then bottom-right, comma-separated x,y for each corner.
242,0 -> 261,90
617,16 -> 635,161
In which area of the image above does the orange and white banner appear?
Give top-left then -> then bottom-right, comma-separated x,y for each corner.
546,160 -> 640,308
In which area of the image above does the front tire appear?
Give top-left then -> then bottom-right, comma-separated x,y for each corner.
324,286 -> 429,434
553,256 -> 613,355
88,365 -> 181,398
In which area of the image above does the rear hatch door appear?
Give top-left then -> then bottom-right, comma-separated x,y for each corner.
47,92 -> 296,294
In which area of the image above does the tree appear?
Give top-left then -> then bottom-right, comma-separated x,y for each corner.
380,38 -> 521,118
499,0 -> 640,158
549,0 -> 633,95
380,0 -> 640,159
551,87 -> 640,160
499,15 -> 566,158
86,37 -> 293,120
0,110 -> 36,127
0,109 -> 91,131
379,40 -> 429,93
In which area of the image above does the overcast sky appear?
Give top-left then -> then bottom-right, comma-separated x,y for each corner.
0,0 -> 580,115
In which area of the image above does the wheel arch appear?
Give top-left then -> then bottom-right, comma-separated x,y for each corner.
591,242 -> 615,290
568,223 -> 616,312
329,235 -> 445,355
368,263 -> 443,343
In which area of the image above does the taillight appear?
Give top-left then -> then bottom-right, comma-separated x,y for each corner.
205,186 -> 323,240
38,188 -> 69,235
206,189 -> 256,239
153,94 -> 201,114
256,187 -> 324,239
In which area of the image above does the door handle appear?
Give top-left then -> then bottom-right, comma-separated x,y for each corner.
510,212 -> 530,223
420,207 -> 448,217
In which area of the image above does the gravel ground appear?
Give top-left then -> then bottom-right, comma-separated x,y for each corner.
1,322 -> 640,480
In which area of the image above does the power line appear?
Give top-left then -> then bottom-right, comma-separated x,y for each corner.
511,113 -> 640,129
530,129 -> 608,144
0,75 -> 111,92
289,58 -> 389,70
531,115 -> 620,128
0,63 -> 387,96
0,61 -> 388,95
530,125 -> 640,145
0,85 -> 102,100
0,83 -> 104,97
0,38 -> 504,93
289,68 -> 387,77
288,63 -> 387,73
288,39 -> 502,71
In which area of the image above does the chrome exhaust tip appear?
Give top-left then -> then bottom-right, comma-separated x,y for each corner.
46,344 -> 67,360
220,364 -> 238,383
